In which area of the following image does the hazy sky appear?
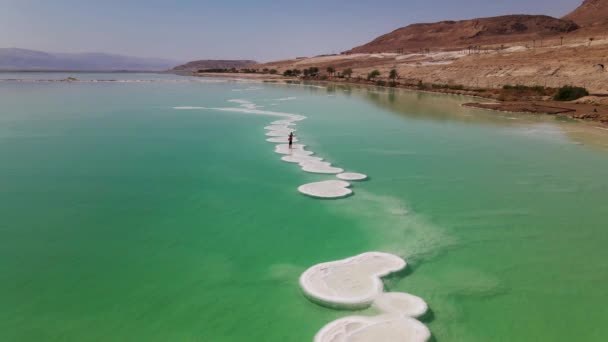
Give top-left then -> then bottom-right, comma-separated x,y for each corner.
0,0 -> 581,62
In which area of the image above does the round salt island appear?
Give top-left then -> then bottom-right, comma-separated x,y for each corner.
297,180 -> 352,199
299,252 -> 406,308
300,161 -> 344,174
337,172 -> 368,181
314,315 -> 430,342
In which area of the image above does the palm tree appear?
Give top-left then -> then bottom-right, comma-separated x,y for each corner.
389,69 -> 398,82
342,68 -> 353,79
326,66 -> 335,76
307,67 -> 319,77
367,70 -> 380,81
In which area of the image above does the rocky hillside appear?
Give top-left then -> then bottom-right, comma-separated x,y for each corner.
172,60 -> 256,72
345,15 -> 579,54
563,0 -> 608,27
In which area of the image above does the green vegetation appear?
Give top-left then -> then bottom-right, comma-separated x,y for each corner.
387,69 -> 399,87
389,69 -> 398,81
432,83 -> 465,90
197,68 -> 239,73
342,68 -> 353,79
367,70 -> 380,81
503,84 -> 546,92
326,66 -> 335,76
553,86 -> 589,101
304,67 -> 320,77
283,69 -> 302,77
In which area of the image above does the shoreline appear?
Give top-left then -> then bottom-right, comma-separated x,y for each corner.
193,72 -> 608,127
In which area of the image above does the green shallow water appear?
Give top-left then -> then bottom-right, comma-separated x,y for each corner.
1,74 -> 608,341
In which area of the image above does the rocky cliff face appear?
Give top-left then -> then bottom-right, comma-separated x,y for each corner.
345,15 -> 579,54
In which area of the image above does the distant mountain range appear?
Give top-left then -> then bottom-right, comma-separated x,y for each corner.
172,60 -> 257,72
0,48 -> 182,71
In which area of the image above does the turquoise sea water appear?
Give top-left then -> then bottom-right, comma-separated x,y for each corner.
1,73 -> 608,341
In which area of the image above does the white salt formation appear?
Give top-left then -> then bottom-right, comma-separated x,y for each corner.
314,315 -> 430,342
299,252 -> 406,308
274,144 -> 313,156
297,180 -> 352,199
271,120 -> 295,126
337,172 -> 368,181
264,125 -> 293,131
266,130 -> 292,137
372,292 -> 428,318
300,161 -> 344,174
266,136 -> 298,143
302,253 -> 431,342
281,155 -> 323,164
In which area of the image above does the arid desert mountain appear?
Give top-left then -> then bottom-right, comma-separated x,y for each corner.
345,15 -> 579,54
248,0 -> 608,94
172,60 -> 257,72
564,0 -> 608,27
0,48 -> 180,71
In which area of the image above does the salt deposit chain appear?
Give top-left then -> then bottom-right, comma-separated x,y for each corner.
301,252 -> 431,342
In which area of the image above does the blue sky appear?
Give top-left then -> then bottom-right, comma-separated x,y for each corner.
0,0 -> 580,62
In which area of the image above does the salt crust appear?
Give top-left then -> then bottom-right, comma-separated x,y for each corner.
337,172 -> 368,181
300,161 -> 344,174
372,292 -> 428,318
299,252 -> 405,308
267,137 -> 299,143
304,253 -> 430,342
314,315 -> 430,342
266,130 -> 292,137
275,144 -> 313,156
271,120 -> 296,126
264,125 -> 293,131
281,155 -> 323,164
297,180 -> 352,199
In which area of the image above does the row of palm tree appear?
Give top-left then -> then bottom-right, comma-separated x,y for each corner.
283,66 -> 400,84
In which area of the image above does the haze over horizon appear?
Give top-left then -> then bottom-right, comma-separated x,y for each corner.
1,0 -> 581,62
